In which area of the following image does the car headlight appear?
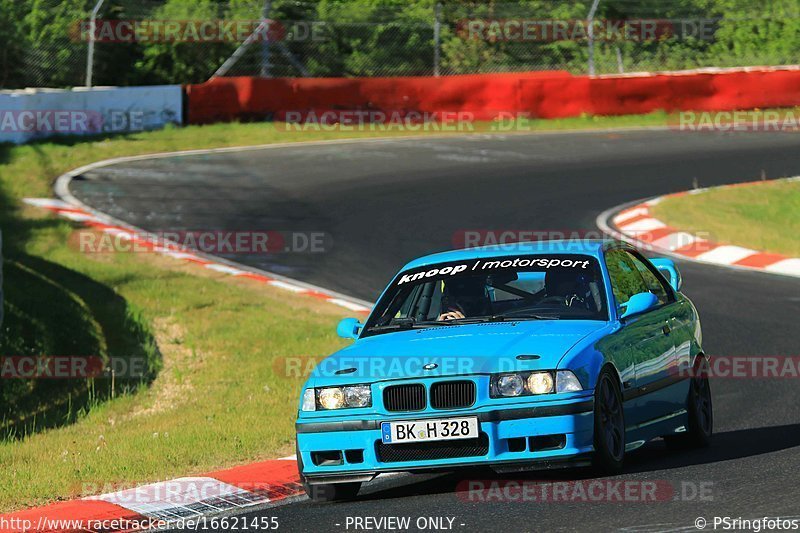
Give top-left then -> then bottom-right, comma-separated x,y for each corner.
344,385 -> 371,408
556,370 -> 583,393
314,385 -> 372,410
318,387 -> 345,410
527,371 -> 555,395
491,370 -> 581,398
301,389 -> 316,411
494,373 -> 525,397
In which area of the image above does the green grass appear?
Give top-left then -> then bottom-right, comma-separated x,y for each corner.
651,179 -> 800,257
0,110 -> 735,511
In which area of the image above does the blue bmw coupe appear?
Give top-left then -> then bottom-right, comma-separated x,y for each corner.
296,240 -> 712,501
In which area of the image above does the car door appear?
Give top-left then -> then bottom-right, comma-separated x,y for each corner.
603,249 -> 673,427
623,250 -> 682,389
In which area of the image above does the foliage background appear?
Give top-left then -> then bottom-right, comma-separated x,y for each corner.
0,0 -> 798,88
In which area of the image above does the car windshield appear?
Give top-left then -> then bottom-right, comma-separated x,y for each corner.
364,254 -> 608,336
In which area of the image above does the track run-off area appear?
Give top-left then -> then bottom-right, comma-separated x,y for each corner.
67,129 -> 800,532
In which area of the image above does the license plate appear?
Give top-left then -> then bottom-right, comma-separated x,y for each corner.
381,417 -> 479,444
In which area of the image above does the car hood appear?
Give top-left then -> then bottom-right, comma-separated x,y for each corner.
308,320 -> 607,385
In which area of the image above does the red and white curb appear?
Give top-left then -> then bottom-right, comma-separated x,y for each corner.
0,457 -> 300,532
8,145 -> 379,531
21,198 -> 372,316
597,177 -> 800,278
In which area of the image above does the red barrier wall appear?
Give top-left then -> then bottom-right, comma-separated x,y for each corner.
185,68 -> 800,124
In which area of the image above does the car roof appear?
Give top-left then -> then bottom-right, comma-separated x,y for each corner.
401,239 -> 614,270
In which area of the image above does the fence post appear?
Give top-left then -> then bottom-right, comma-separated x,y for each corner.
587,0 -> 601,76
260,0 -> 273,78
433,2 -> 442,77
85,0 -> 106,88
210,20 -> 266,79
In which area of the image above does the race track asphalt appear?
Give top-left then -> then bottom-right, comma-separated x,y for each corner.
68,129 -> 800,532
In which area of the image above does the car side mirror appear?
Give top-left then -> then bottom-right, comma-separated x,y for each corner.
650,257 -> 682,292
620,292 -> 659,320
336,318 -> 363,339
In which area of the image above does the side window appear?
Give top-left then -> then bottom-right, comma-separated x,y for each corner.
604,250 -> 649,307
396,285 -> 420,319
626,251 -> 673,305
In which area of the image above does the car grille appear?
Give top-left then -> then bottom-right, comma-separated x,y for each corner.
430,380 -> 476,409
383,384 -> 426,412
376,433 -> 490,463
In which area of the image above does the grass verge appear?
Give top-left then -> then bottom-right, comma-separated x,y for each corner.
0,110 -> 734,510
651,179 -> 800,257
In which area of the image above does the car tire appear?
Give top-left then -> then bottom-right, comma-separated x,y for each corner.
664,356 -> 713,450
592,367 -> 626,473
296,444 -> 361,502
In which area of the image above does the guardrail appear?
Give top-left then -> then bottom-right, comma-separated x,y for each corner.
185,66 -> 800,124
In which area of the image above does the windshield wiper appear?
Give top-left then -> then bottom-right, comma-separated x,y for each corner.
370,313 -> 560,332
440,316 -> 507,325
493,312 -> 560,321
445,313 -> 559,323
368,318 -> 449,332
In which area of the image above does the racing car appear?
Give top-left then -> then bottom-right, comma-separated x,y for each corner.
295,240 -> 712,501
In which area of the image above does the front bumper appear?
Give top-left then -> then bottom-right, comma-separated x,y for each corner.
296,397 -> 595,482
